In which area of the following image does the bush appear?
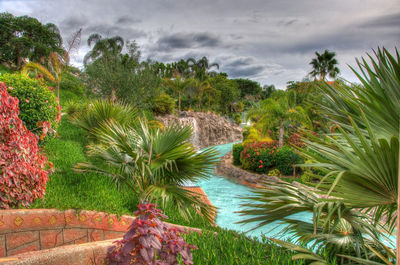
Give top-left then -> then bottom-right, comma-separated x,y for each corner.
59,71 -> 85,96
0,83 -> 51,209
151,93 -> 175,115
0,73 -> 59,136
107,204 -> 196,265
72,99 -> 139,138
274,146 -> 303,175
232,113 -> 241,125
239,141 -> 302,175
232,143 -> 244,165
267,169 -> 280,176
64,100 -> 90,118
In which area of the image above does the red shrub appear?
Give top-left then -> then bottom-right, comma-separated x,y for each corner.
0,82 -> 50,209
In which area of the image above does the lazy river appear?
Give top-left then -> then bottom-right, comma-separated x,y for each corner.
195,142 -> 312,240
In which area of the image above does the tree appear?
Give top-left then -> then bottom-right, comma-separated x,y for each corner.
84,34 -> 159,108
247,90 -> 311,147
75,120 -> 219,223
20,28 -> 82,100
187,56 -> 219,81
0,12 -> 64,69
191,79 -> 211,109
309,49 -> 340,80
234,78 -> 262,99
208,74 -> 240,114
162,75 -> 193,113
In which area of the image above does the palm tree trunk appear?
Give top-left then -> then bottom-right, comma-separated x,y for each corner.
279,119 -> 284,147
178,92 -> 181,113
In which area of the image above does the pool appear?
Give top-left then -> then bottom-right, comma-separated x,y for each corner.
196,142 -> 312,240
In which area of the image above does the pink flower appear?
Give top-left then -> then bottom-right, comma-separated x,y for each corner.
257,152 -> 259,155
259,160 -> 263,163
25,99 -> 30,103
45,100 -> 48,103
258,165 -> 263,168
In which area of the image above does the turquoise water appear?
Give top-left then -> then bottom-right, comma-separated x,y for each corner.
196,142 -> 396,247
196,142 -> 312,239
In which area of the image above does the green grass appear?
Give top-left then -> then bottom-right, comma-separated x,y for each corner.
31,114 -> 213,228
185,228 -> 304,265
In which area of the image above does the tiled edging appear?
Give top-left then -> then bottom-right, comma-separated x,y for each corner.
0,208 -> 202,259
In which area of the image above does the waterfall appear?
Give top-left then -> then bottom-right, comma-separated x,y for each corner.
178,117 -> 200,149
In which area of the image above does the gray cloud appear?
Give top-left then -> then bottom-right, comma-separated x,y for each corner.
155,32 -> 222,51
2,0 -> 398,88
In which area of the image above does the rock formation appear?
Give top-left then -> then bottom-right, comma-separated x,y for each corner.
158,111 -> 243,149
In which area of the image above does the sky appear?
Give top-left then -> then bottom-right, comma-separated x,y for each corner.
1,0 -> 399,89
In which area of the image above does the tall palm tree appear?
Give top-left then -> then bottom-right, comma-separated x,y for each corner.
75,119 -> 219,223
83,33 -> 124,65
191,79 -> 211,110
247,90 -> 311,147
186,56 -> 219,81
309,50 -> 340,81
162,75 -> 194,113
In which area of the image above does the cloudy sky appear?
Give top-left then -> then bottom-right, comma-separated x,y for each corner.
1,0 -> 399,88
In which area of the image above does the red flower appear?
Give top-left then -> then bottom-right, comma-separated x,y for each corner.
257,152 -> 259,155
259,160 -> 263,163
258,165 -> 263,168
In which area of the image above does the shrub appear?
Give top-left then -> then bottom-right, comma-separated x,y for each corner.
0,82 -> 51,209
274,146 -> 303,175
0,73 -> 59,136
59,71 -> 85,96
151,93 -> 175,115
72,99 -> 139,138
232,113 -> 241,125
232,143 -> 244,165
267,169 -> 280,177
239,141 -> 302,175
64,100 -> 90,118
107,204 -> 196,265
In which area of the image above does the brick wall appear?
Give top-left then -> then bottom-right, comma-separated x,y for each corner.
0,209 -> 132,257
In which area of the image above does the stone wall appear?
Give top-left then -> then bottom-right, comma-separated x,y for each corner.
158,111 -> 243,149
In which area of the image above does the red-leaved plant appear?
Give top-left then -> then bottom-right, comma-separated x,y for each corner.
0,82 -> 50,209
107,204 -> 197,265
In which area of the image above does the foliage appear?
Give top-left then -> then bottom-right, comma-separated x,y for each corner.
234,78 -> 262,99
186,56 -> 219,81
84,34 -> 160,108
208,74 -> 240,114
309,49 -> 340,80
0,12 -> 64,69
185,228 -> 305,265
64,100 -> 90,118
232,112 -> 241,125
151,93 -> 175,115
0,73 -> 59,136
59,70 -> 85,96
232,143 -> 244,165
162,75 -> 193,112
238,181 -> 389,264
0,83 -> 50,209
247,90 -> 311,147
267,169 -> 280,177
71,99 -> 139,138
107,204 -> 196,265
75,119 -> 219,223
240,142 -> 302,175
238,48 -> 399,264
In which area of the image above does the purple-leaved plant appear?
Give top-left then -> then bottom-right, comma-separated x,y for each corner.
106,204 -> 197,265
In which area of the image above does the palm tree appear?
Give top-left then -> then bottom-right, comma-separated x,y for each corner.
247,90 -> 311,147
83,33 -> 124,65
75,119 -> 219,223
239,48 -> 400,264
162,75 -> 194,113
186,56 -> 219,81
21,29 -> 82,100
191,79 -> 211,110
309,50 -> 340,81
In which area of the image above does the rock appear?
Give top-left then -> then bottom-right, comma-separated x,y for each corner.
215,151 -> 279,186
158,111 -> 243,149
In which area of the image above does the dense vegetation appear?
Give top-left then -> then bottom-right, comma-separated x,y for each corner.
0,10 -> 398,265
